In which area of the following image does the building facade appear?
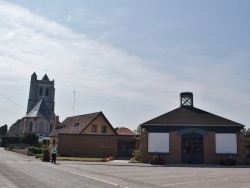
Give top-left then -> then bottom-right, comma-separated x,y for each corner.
140,92 -> 246,165
49,112 -> 136,158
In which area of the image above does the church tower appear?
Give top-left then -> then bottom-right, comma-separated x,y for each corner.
27,72 -> 55,114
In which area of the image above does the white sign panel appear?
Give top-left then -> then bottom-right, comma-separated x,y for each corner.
215,133 -> 237,154
148,133 -> 169,153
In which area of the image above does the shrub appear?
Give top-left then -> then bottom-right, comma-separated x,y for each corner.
132,149 -> 141,162
150,155 -> 165,165
21,133 -> 38,146
42,148 -> 50,162
220,155 -> 237,166
27,146 -> 43,155
1,137 -> 21,147
35,154 -> 43,159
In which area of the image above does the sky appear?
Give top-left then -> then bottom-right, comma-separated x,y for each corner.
0,0 -> 250,130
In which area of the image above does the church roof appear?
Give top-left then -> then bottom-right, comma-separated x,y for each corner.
141,106 -> 244,127
25,98 -> 55,119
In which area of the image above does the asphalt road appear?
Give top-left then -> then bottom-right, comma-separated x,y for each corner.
1,147 -> 250,188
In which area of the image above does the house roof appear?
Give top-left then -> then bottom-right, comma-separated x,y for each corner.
25,98 -> 55,119
49,111 -> 116,136
141,106 -> 244,127
116,127 -> 134,135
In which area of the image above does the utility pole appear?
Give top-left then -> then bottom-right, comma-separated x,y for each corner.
73,90 -> 75,116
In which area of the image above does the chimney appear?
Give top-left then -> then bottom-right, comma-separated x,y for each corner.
54,116 -> 60,129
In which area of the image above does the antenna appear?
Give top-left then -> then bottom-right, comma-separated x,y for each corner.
73,90 -> 75,116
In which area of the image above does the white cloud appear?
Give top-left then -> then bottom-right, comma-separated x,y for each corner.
0,1 -> 249,129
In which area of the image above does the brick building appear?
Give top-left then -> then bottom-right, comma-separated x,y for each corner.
49,112 -> 135,158
140,92 -> 246,164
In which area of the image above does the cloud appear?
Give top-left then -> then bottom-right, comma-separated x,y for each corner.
0,1 -> 249,128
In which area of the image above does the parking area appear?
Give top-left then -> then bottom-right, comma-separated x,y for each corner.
53,161 -> 250,188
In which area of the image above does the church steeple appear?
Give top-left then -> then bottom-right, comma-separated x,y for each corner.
42,74 -> 50,81
27,73 -> 55,114
31,72 -> 37,81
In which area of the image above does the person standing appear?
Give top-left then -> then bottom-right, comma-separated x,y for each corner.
51,145 -> 57,164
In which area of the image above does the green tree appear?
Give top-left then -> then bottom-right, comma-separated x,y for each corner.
21,133 -> 38,146
135,125 -> 141,135
242,128 -> 250,136
0,124 -> 8,136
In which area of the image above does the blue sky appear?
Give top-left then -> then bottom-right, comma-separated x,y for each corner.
0,0 -> 250,130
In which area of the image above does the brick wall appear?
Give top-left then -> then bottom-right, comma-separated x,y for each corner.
58,134 -> 135,158
141,131 -> 247,165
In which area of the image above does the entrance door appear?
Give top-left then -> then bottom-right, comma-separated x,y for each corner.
182,133 -> 204,164
118,141 -> 135,158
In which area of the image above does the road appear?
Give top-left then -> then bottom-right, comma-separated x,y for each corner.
0,148 -> 116,188
1,147 -> 250,188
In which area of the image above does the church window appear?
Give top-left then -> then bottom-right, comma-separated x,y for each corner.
29,122 -> 33,132
39,87 -> 43,96
49,124 -> 53,132
45,88 -> 49,96
39,122 -> 45,132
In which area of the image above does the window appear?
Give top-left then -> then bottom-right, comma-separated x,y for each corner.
45,88 -> 49,96
39,122 -> 45,132
101,126 -> 107,133
148,133 -> 169,153
74,123 -> 79,127
49,124 -> 53,132
29,122 -> 33,132
215,133 -> 237,154
92,124 -> 97,133
39,87 -> 43,96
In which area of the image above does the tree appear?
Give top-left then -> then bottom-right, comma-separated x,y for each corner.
135,125 -> 141,135
0,124 -> 8,136
242,128 -> 250,136
21,133 -> 38,146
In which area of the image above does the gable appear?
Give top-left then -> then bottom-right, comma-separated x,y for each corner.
49,111 -> 117,136
81,113 -> 117,135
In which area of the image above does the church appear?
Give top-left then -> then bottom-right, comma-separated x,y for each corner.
9,73 -> 56,138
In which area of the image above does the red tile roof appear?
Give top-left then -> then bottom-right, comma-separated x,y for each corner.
116,127 -> 134,135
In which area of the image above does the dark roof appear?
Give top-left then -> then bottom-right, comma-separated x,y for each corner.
25,98 -> 55,119
49,111 -> 116,136
141,106 -> 244,127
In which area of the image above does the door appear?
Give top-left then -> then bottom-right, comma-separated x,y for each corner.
118,141 -> 135,158
182,133 -> 204,164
